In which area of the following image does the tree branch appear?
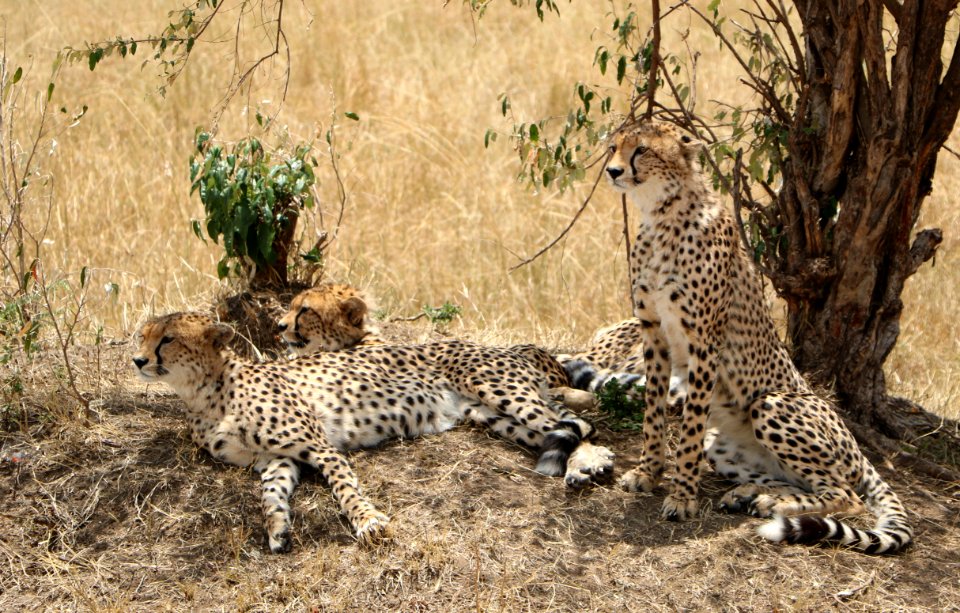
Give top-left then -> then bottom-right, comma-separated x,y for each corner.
509,157 -> 608,272
644,0 -> 661,120
906,228 -> 943,275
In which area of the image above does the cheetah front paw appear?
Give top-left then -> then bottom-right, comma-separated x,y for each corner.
267,527 -> 292,554
619,467 -> 660,493
661,493 -> 698,521
564,442 -> 615,488
355,511 -> 392,545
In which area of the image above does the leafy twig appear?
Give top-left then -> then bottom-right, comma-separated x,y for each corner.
509,152 -> 610,272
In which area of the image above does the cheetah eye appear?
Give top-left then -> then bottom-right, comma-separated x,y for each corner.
298,306 -> 310,316
159,336 -> 174,346
608,144 -> 616,154
635,145 -> 648,156
680,135 -> 692,144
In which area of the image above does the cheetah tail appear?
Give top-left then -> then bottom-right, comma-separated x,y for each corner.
560,358 -> 646,393
534,418 -> 595,477
757,466 -> 913,555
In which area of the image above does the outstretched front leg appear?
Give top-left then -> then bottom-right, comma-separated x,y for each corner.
262,404 -> 391,544
299,445 -> 391,544
255,456 -> 301,553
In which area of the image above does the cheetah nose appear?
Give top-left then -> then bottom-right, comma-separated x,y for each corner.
606,166 -> 625,180
277,321 -> 288,332
133,357 -> 149,370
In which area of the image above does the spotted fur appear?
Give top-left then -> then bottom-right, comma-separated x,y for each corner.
279,284 -> 601,412
134,311 -> 616,551
604,121 -> 911,554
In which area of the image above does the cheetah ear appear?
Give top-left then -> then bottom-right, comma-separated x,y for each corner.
206,322 -> 235,348
679,133 -> 703,163
340,296 -> 368,328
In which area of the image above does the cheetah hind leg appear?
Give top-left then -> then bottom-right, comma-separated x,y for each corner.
745,392 -> 866,519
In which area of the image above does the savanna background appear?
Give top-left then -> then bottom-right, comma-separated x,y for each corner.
0,1 -> 958,611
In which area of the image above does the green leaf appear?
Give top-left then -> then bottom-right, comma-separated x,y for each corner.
344,111 -> 360,121
80,266 -> 88,288
484,129 -> 497,148
596,48 -> 609,74
529,123 -> 539,142
88,48 -> 103,71
46,82 -> 54,101
12,67 -> 22,84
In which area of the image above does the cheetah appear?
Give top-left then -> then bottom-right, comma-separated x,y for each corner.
134,312 -> 614,551
278,283 -> 596,410
278,283 -> 385,353
601,120 -> 911,554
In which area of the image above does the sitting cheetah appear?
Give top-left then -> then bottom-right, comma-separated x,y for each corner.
602,120 -> 911,554
134,312 -> 614,551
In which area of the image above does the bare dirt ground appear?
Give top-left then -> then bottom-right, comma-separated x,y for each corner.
1,330 -> 958,612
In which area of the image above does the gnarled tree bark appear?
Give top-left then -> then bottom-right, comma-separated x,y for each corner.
765,0 -> 959,452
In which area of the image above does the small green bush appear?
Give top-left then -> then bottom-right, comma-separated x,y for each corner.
190,131 -> 317,288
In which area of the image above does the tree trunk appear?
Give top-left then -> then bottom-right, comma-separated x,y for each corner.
250,202 -> 298,290
762,0 -> 959,443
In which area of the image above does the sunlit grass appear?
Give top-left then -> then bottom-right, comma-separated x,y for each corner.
1,0 -> 956,417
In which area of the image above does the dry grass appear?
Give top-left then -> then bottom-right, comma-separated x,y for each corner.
1,339 -> 959,612
3,0 -> 957,413
1,1 -> 960,610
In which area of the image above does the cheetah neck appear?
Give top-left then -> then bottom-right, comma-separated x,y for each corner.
628,173 -> 716,225
172,353 -> 245,417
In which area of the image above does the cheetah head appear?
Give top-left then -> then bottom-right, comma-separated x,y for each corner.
605,121 -> 703,205
132,312 -> 235,388
277,284 -> 372,356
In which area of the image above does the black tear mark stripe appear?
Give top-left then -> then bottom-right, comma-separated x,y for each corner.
293,309 -> 310,345
155,336 -> 173,366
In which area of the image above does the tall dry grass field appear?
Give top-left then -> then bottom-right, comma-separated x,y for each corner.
2,0 -> 957,417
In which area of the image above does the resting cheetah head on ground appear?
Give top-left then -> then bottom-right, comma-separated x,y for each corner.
132,312 -> 234,388
277,283 -> 373,356
605,121 -> 703,205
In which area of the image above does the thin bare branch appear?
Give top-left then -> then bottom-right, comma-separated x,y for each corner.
620,194 -> 631,263
644,0 -> 662,120
212,0 -> 289,129
509,157 -> 608,272
764,0 -> 806,82
686,3 -> 791,124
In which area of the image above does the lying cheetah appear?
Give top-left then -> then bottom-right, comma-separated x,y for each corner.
602,120 -> 911,553
134,312 -> 613,551
279,283 -> 594,408
278,283 -> 385,352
